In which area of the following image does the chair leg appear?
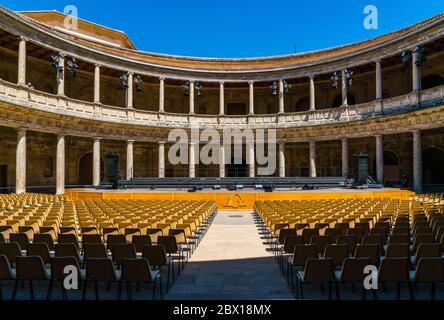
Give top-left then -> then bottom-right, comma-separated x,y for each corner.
82,279 -> 88,300
62,286 -> 67,301
29,280 -> 34,300
335,281 -> 340,300
152,278 -> 156,300
408,281 -> 414,300
12,279 -> 19,300
328,281 -> 332,300
166,264 -> 171,292
300,280 -> 304,300
136,282 -> 140,292
159,275 -> 163,300
117,281 -> 122,300
0,282 -> 2,301
362,286 -> 366,301
396,282 -> 401,300
127,281 -> 132,300
94,281 -> 99,300
372,289 -> 378,300
46,279 -> 53,300
430,282 -> 435,300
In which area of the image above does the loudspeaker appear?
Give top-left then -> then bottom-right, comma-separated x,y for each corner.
105,153 -> 120,188
355,153 -> 369,185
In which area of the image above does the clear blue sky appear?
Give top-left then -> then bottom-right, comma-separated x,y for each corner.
2,0 -> 443,58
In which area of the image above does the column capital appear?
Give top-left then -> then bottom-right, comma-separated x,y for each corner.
127,139 -> 135,144
56,133 -> 65,139
127,71 -> 134,76
219,81 -> 225,85
341,137 -> 349,142
374,58 -> 382,64
94,63 -> 101,68
159,76 -> 165,81
18,35 -> 28,42
158,140 -> 166,145
308,74 -> 315,80
16,127 -> 27,135
248,80 -> 254,85
189,79 -> 195,84
93,137 -> 102,141
411,129 -> 421,134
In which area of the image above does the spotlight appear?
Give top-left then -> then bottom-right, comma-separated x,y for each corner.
331,72 -> 339,89
195,82 -> 203,96
413,47 -> 427,67
134,74 -> 143,92
345,68 -> 353,87
182,81 -> 190,96
119,73 -> 129,88
283,80 -> 291,94
51,54 -> 64,73
65,57 -> 78,78
270,81 -> 278,96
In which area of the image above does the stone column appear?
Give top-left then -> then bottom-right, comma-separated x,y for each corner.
57,53 -> 65,96
412,130 -> 422,193
189,81 -> 195,114
158,141 -> 165,178
159,77 -> 165,112
412,48 -> 421,91
309,141 -> 316,178
248,81 -> 254,115
94,64 -> 101,103
219,81 -> 225,115
56,134 -> 65,195
278,80 -> 285,113
375,59 -> 383,100
247,140 -> 255,177
189,142 -> 196,178
219,143 -> 225,178
126,72 -> 133,108
93,137 -> 101,186
341,137 -> 349,177
341,69 -> 348,106
16,128 -> 26,194
279,142 -> 285,177
375,135 -> 384,184
17,37 -> 26,86
309,75 -> 316,111
126,140 -> 134,180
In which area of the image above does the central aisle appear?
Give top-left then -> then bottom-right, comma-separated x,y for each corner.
166,210 -> 294,300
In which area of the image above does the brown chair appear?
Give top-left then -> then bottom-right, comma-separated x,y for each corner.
0,254 -> 16,300
354,244 -> 380,266
157,236 -> 184,275
120,258 -> 162,300
336,235 -> 357,255
131,235 -> 152,254
34,234 -> 55,251
59,227 -> 77,235
279,235 -> 304,271
102,227 -> 119,241
142,245 -> 173,291
413,234 -> 435,252
369,227 -> 388,241
82,234 -> 103,247
392,227 -> 410,235
302,229 -> 319,244
124,228 -> 141,242
411,257 -> 444,300
146,228 -> 163,243
412,243 -> 441,265
12,256 -> 50,300
362,234 -> 384,254
81,227 -> 99,235
378,257 -> 413,300
388,234 -> 410,245
334,223 -> 349,235
48,256 -> 83,300
84,243 -> 107,259
324,244 -> 348,268
286,244 -> 318,292
83,258 -> 120,300
27,243 -> 51,265
297,258 -> 338,300
112,244 -> 137,267
324,228 -> 342,243
54,243 -> 81,264
354,222 -> 370,235
0,242 -> 23,266
0,226 -> 14,241
106,234 -> 127,252
58,233 -> 80,250
10,233 -> 30,251
346,228 -> 365,243
336,257 -> 372,300
385,243 -> 410,259
310,235 -> 331,254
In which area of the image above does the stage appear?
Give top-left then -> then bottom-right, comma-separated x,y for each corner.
65,188 -> 415,210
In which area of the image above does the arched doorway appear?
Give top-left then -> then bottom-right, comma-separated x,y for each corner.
423,147 -> 444,188
372,151 -> 400,184
332,93 -> 356,108
79,153 -> 105,185
294,97 -> 309,112
226,153 -> 247,177
421,74 -> 444,90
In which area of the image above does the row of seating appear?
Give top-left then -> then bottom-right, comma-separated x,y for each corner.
255,196 -> 444,299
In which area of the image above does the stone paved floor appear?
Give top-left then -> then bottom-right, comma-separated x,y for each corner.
165,210 -> 294,300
